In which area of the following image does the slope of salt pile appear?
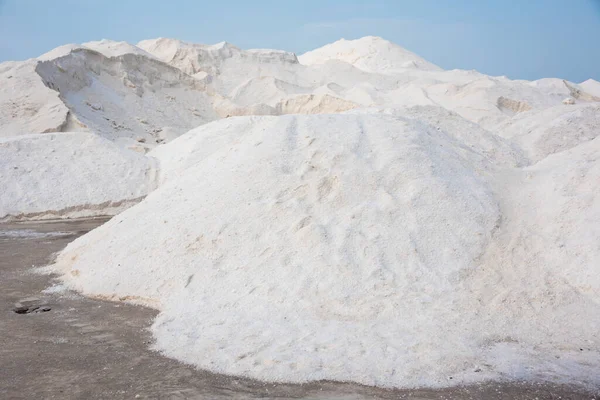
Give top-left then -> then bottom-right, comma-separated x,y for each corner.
0,61 -> 73,137
0,132 -> 157,221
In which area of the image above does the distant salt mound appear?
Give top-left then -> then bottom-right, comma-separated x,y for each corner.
0,132 -> 157,221
299,36 -> 442,72
37,40 -> 157,61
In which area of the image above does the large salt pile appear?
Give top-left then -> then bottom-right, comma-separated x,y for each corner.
53,114 -> 600,388
0,132 -> 157,221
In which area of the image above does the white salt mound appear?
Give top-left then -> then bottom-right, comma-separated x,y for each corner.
53,114 -> 600,389
0,132 -> 157,221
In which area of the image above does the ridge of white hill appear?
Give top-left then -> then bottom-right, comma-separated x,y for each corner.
82,39 -> 159,59
4,43 -> 220,145
138,38 -> 299,77
299,36 -> 442,72
37,40 -> 158,61
0,132 -> 158,221
37,44 -> 85,61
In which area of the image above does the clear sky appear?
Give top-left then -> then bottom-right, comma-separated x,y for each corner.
1,0 -> 599,82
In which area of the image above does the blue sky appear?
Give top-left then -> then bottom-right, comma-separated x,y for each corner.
1,0 -> 599,82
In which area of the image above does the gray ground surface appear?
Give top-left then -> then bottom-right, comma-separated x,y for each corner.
0,219 -> 598,400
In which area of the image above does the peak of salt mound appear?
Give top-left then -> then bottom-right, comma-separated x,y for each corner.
299,36 -> 442,73
579,79 -> 600,98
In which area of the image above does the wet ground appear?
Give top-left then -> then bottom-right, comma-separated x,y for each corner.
0,219 -> 598,399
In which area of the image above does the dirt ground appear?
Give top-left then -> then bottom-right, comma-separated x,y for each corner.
0,219 -> 597,400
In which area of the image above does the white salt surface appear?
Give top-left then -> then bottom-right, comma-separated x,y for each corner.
0,132 -> 158,221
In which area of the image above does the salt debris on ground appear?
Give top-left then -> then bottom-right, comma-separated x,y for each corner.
0,35 -> 599,390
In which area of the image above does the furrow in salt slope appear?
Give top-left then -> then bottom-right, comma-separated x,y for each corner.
54,114 -> 500,388
0,132 -> 158,221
